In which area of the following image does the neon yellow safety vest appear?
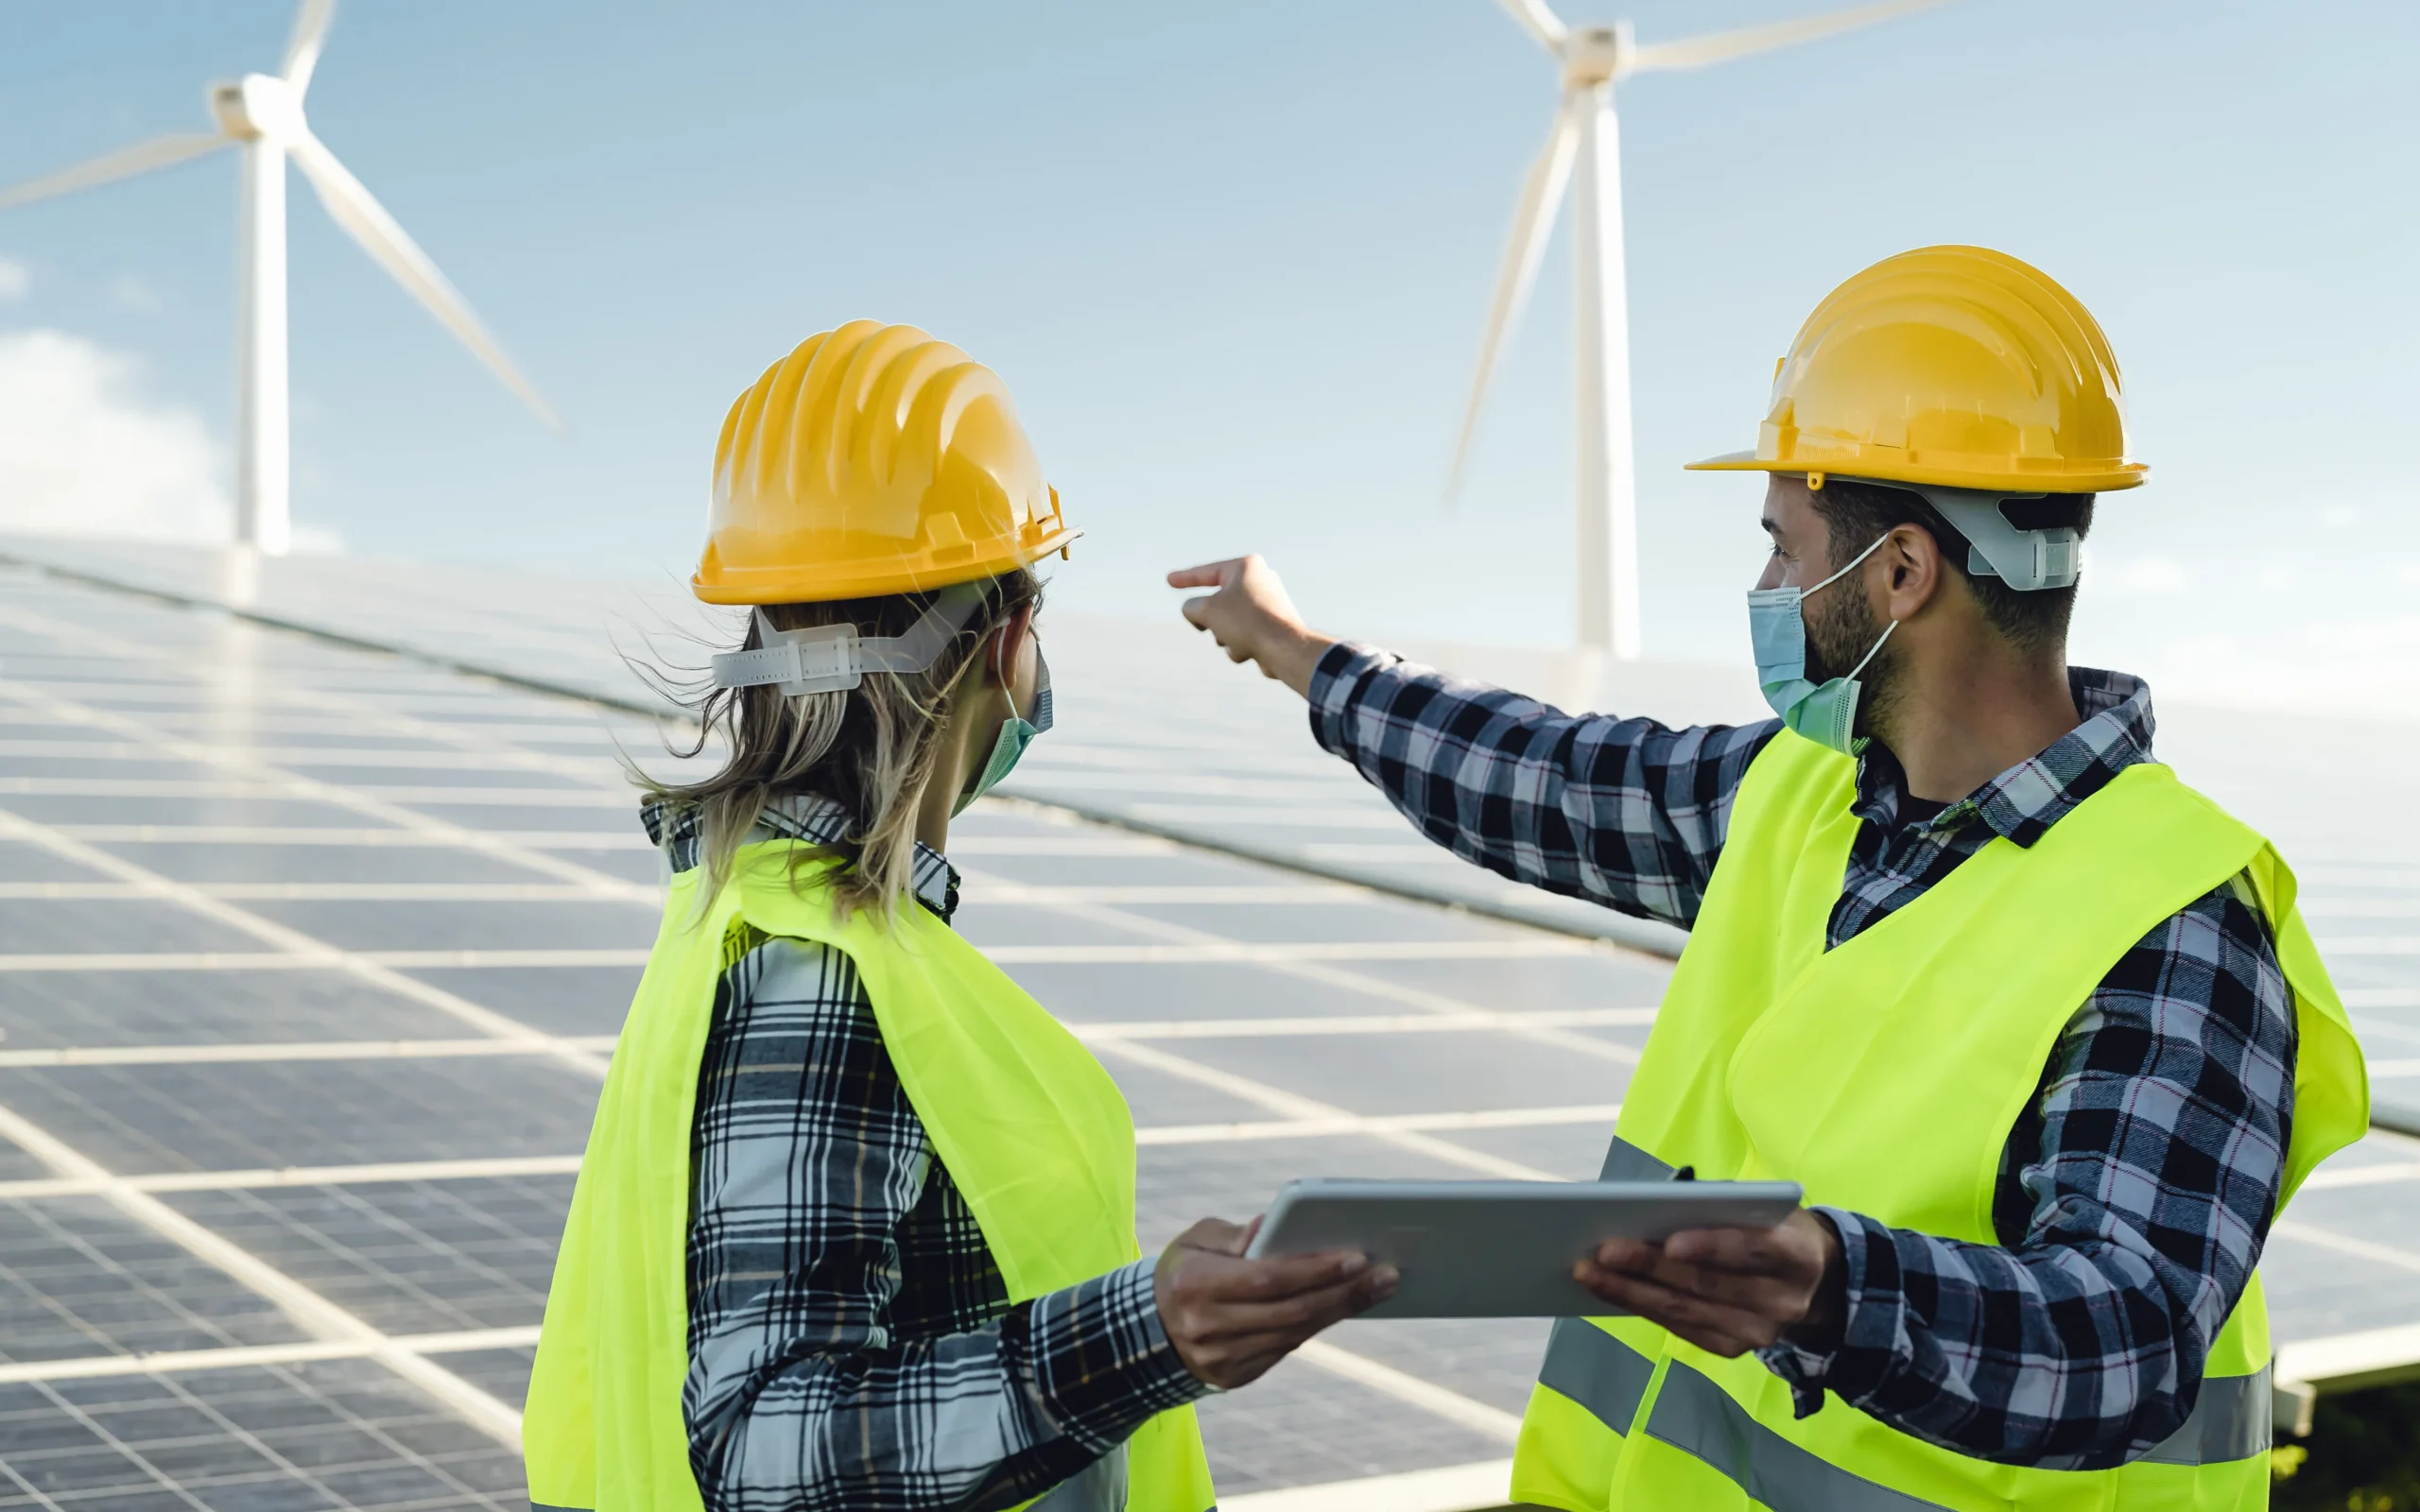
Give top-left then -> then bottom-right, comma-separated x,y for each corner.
523,841 -> 1215,1512
1512,731 -> 2369,1512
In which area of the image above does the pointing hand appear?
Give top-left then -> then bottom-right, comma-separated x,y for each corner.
1166,555 -> 1335,698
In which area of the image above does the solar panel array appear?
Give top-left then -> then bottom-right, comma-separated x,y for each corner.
0,547 -> 2414,1510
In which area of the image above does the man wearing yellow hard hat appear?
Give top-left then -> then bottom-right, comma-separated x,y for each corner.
524,322 -> 1395,1512
1175,246 -> 2370,1510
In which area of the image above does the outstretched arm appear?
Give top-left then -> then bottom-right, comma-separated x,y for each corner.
1170,556 -> 1777,928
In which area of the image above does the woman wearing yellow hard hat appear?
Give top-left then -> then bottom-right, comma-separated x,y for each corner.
522,321 -> 1395,1512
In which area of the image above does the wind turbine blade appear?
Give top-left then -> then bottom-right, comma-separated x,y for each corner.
0,133 -> 230,212
1626,0 -> 1951,74
1443,99 -> 1581,508
1494,0 -> 1568,51
285,129 -> 564,432
283,0 -> 337,96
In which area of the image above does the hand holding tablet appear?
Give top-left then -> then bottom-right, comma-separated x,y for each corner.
1244,1177 -> 1803,1319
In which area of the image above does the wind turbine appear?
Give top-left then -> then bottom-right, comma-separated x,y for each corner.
0,0 -> 559,557
1445,0 -> 1948,658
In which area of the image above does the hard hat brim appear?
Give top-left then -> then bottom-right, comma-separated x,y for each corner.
1684,451 -> 2149,494
693,524 -> 1082,606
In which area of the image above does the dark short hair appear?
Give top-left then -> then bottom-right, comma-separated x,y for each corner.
1806,480 -> 2096,657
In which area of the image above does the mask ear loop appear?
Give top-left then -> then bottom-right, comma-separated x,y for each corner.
1807,531 -> 1900,680
1805,531 -> 1893,599
1842,618 -> 1897,680
989,604 -> 1029,724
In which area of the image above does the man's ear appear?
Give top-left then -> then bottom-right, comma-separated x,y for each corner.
1882,524 -> 1947,620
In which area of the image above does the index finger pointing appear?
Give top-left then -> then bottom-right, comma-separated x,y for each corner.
1166,560 -> 1241,590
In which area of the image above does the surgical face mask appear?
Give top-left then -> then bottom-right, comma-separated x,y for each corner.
1746,534 -> 1897,755
954,641 -> 1053,816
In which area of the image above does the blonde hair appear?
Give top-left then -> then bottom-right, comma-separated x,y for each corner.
645,567 -> 1041,920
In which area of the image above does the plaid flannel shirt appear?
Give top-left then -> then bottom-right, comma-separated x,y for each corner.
647,796 -> 1206,1512
1308,646 -> 2297,1469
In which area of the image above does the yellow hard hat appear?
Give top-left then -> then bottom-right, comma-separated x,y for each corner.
1687,245 -> 2147,494
694,320 -> 1079,605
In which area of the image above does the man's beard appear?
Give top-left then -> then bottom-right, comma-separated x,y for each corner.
1804,583 -> 1899,739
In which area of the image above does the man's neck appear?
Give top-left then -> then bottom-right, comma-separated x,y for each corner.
1873,646 -> 2080,805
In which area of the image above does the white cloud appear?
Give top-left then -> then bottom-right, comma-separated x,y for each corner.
0,329 -> 231,542
0,261 -> 26,301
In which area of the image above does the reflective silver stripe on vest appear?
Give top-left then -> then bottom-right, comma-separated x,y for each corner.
1030,1442 -> 1129,1512
529,1503 -> 586,1510
1537,1317 -> 1658,1435
1646,1359 -> 1953,1510
1538,1180 -> 2271,1506
2139,1365 -> 2272,1465
1595,1132 -> 1674,1183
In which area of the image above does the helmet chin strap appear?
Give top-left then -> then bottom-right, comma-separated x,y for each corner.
708,582 -> 988,696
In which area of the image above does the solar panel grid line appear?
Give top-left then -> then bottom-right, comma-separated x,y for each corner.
1072,1007 -> 1659,1040
0,670 -> 663,900
0,601 -> 654,789
25,824 -> 658,850
0,1037 -> 618,1070
0,949 -> 654,971
0,1157 -> 588,1202
0,738 -> 622,773
1090,1037 -> 1559,1182
0,807 -> 611,1079
0,1328 -> 546,1387
0,1100 -> 526,1449
0,881 -> 648,902
2297,1160 -> 2420,1191
0,777 -> 636,809
979,940 -> 1603,964
977,884 -> 1367,904
10,1382 -> 202,1511
954,867 -> 1651,1070
26,1362 -> 523,1512
2270,1219 -> 2420,1273
1134,1103 -> 1622,1147
1219,1457 -> 1516,1512
1288,1340 -> 1523,1442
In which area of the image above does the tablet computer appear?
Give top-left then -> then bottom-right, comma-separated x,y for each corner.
1243,1177 -> 1804,1317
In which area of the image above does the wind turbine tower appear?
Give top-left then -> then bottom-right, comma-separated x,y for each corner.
1446,0 -> 1949,657
0,0 -> 560,556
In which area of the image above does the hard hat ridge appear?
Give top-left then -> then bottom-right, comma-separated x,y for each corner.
1688,244 -> 2146,496
695,320 -> 1078,605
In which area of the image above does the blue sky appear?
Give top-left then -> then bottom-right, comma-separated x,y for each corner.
1,0 -> 2415,689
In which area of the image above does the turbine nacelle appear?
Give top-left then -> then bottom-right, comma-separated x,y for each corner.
210,75 -> 306,145
1559,25 -> 1634,90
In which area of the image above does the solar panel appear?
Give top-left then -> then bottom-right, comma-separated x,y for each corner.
0,542 -> 2413,1508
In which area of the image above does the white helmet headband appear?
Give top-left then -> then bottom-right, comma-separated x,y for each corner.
1817,476 -> 2081,593
709,582 -> 988,696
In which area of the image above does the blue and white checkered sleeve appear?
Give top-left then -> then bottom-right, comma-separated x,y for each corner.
684,936 -> 1204,1512
1759,875 -> 2297,1469
1306,641 -> 1779,927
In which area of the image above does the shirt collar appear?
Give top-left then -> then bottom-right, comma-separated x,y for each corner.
1852,667 -> 2155,848
641,792 -> 959,920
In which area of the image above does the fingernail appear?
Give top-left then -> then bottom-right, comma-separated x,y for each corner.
1372,1265 -> 1399,1297
1338,1253 -> 1369,1276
